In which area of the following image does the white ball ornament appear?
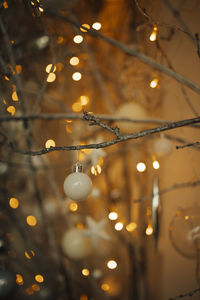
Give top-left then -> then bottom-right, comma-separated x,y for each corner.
153,135 -> 173,157
61,228 -> 93,260
115,102 -> 148,133
63,164 -> 92,201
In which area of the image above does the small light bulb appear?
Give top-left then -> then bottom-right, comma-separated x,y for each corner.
45,64 -> 56,73
149,26 -> 157,41
92,22 -> 101,30
136,162 -> 146,172
73,35 -> 83,44
146,225 -> 153,236
107,260 -> 117,269
35,274 -> 44,283
115,222 -> 123,231
46,72 -> 56,82
72,72 -> 82,81
26,216 -> 37,226
152,160 -> 160,169
150,78 -> 159,88
82,268 -> 90,276
69,56 -> 79,66
45,139 -> 55,148
108,212 -> 118,220
69,202 -> 78,212
9,198 -> 19,209
80,24 -> 90,32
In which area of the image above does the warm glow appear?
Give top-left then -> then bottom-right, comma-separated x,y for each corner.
9,197 -> 19,209
185,215 -> 189,220
82,268 -> 90,276
107,260 -> 117,269
69,202 -> 78,212
149,26 -> 157,41
92,22 -> 101,30
101,283 -> 110,291
80,295 -> 88,300
80,24 -> 90,32
126,222 -> 137,232
91,165 -> 102,176
115,222 -> 123,231
69,56 -> 79,66
35,274 -> 44,283
16,274 -> 23,285
57,36 -> 64,44
16,65 -> 22,74
12,91 -> 18,101
76,222 -> 84,229
146,225 -> 153,236
152,160 -> 160,169
3,1 -> 8,8
79,95 -> 90,106
7,106 -> 15,115
45,139 -> 56,148
25,250 -> 35,259
39,7 -> 44,12
32,284 -> 40,291
46,64 -> 56,73
26,215 -> 37,226
73,35 -> 83,44
72,72 -> 82,81
136,162 -> 146,172
46,72 -> 56,82
72,102 -> 82,112
25,288 -> 34,295
108,212 -> 118,220
150,78 -> 159,88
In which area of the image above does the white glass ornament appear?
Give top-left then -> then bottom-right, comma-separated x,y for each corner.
169,207 -> 200,259
153,135 -> 173,157
115,102 -> 148,133
61,228 -> 93,260
63,164 -> 92,201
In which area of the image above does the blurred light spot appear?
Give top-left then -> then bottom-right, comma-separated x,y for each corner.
16,65 -> 22,74
57,36 -> 64,44
69,202 -> 78,212
72,102 -> 82,112
46,72 -> 56,82
79,95 -> 89,106
45,139 -> 55,148
36,35 -> 49,49
69,56 -> 79,66
146,225 -> 153,236
80,295 -> 88,300
92,22 -> 101,30
3,1 -> 8,8
150,78 -> 159,88
126,222 -> 137,232
108,212 -> 118,220
73,35 -> 83,44
149,26 -> 157,41
25,287 -> 34,295
115,222 -> 123,231
136,162 -> 146,172
46,64 -> 56,73
35,274 -> 44,283
72,72 -> 82,81
9,197 -> 19,209
7,106 -> 15,115
76,222 -> 84,229
32,284 -> 40,291
16,274 -> 23,285
26,216 -> 37,227
82,268 -> 90,276
12,91 -> 18,101
107,260 -> 117,269
101,283 -> 110,291
80,24 -> 90,32
152,160 -> 160,169
25,250 -> 35,259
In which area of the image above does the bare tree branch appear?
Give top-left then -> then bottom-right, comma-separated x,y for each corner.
176,141 -> 200,149
169,287 -> 200,300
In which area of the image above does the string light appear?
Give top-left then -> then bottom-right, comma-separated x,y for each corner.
46,72 -> 56,82
146,225 -> 153,236
150,78 -> 159,88
73,35 -> 83,44
82,268 -> 90,276
45,139 -> 55,148
72,102 -> 82,112
6,106 -> 15,115
136,162 -> 146,172
69,202 -> 78,212
107,260 -> 117,269
92,22 -> 101,30
26,216 -> 37,226
101,283 -> 110,291
45,64 -> 56,73
114,222 -> 123,231
126,222 -> 137,232
80,24 -> 90,32
152,160 -> 160,169
79,95 -> 89,106
9,197 -> 19,209
16,274 -> 23,285
72,72 -> 82,81
35,274 -> 44,283
149,26 -> 157,41
69,56 -> 79,66
108,212 -> 118,220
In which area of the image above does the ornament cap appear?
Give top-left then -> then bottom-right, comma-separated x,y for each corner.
73,162 -> 83,173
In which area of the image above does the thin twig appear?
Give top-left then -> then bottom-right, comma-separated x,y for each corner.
45,10 -> 200,95
134,180 -> 200,203
176,141 -> 200,149
169,287 -> 200,300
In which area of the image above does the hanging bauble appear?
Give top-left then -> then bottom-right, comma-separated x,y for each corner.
169,207 -> 200,259
61,228 -> 93,260
153,135 -> 173,157
114,102 -> 148,133
0,270 -> 15,297
63,164 -> 92,201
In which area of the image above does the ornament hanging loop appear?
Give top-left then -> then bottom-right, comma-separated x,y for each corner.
73,161 -> 83,173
